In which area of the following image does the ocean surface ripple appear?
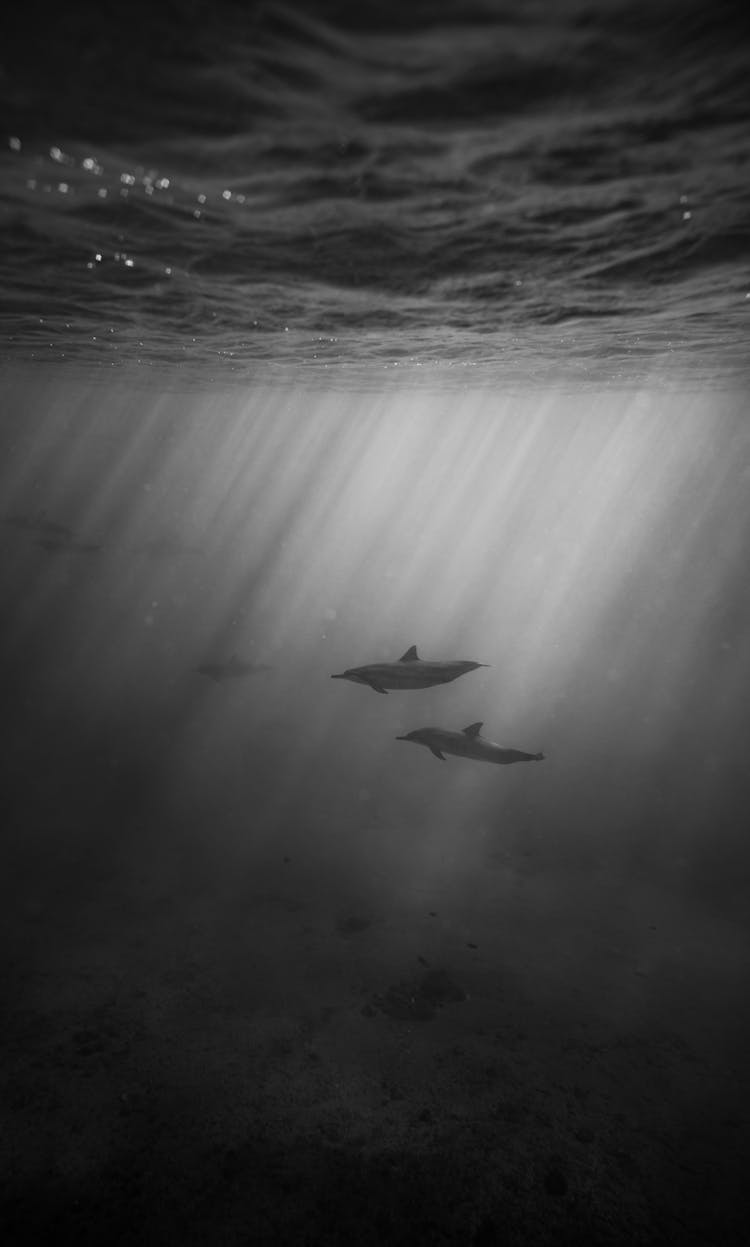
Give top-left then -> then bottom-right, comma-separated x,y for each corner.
1,0 -> 748,388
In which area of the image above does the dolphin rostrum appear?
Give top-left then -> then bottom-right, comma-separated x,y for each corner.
331,645 -> 487,695
396,721 -> 544,765
196,654 -> 273,683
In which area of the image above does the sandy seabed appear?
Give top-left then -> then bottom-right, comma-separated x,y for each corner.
3,844 -> 748,1247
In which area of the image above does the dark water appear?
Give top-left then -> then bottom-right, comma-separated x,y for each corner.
2,4 -> 750,1246
2,0 -> 749,386
2,377 -> 749,1245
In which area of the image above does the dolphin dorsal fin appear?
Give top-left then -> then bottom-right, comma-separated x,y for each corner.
399,645 -> 419,662
463,722 -> 483,737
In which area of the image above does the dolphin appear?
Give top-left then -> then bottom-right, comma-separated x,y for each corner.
196,654 -> 273,683
331,645 -> 487,695
5,512 -> 74,537
396,721 -> 544,765
135,535 -> 201,558
36,537 -> 100,554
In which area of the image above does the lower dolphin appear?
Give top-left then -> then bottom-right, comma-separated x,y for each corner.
396,721 -> 544,765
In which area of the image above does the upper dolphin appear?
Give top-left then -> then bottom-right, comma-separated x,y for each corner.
396,721 -> 544,765
331,645 -> 488,695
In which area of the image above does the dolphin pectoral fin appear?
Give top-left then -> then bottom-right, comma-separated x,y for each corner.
429,746 -> 446,760
367,679 -> 388,694
399,645 -> 419,662
463,722 -> 483,737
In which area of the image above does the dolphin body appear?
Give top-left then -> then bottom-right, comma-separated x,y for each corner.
197,655 -> 273,683
397,721 -> 544,765
135,536 -> 201,558
36,537 -> 100,554
331,645 -> 487,695
5,512 -> 74,537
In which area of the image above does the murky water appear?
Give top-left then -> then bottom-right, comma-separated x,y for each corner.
1,2 -> 749,1243
2,376 -> 748,1243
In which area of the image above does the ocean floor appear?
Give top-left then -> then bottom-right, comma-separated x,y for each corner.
3,825 -> 748,1247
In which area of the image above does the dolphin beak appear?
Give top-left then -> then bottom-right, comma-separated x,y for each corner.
331,673 -> 344,679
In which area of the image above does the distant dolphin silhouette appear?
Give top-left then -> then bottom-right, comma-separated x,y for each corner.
36,537 -> 100,554
196,654 -> 273,683
331,645 -> 487,694
396,721 -> 544,765
135,535 -> 201,558
5,512 -> 74,537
